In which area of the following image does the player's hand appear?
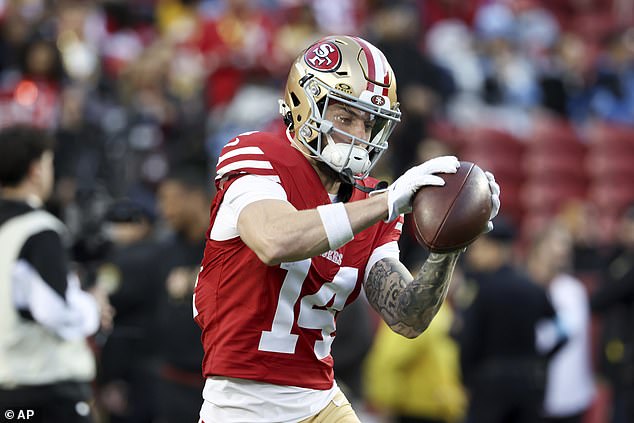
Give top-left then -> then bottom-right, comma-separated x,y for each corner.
484,171 -> 500,233
382,156 -> 460,222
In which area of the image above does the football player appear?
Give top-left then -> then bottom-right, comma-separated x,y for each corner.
194,35 -> 500,423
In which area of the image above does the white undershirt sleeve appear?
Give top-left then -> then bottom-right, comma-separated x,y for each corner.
210,175 -> 288,241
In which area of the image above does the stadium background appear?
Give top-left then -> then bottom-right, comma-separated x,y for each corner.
1,0 -> 633,422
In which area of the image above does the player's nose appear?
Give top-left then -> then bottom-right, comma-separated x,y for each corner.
349,119 -> 370,142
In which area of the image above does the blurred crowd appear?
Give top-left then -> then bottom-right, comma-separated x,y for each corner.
1,0 -> 634,422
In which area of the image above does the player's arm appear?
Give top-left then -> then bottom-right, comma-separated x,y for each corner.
237,194 -> 389,265
363,252 -> 461,338
237,156 -> 463,266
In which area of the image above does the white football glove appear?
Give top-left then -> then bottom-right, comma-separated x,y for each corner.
485,171 -> 501,233
380,156 -> 461,222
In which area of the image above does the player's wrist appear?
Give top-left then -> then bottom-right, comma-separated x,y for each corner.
369,190 -> 393,222
317,203 -> 354,250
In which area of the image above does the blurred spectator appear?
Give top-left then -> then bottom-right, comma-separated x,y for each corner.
417,0 -> 479,33
457,217 -> 564,423
0,33 -> 65,129
273,2 -> 324,68
473,3 -> 541,133
95,199 -> 161,423
55,1 -> 106,84
426,20 -> 483,96
557,200 -> 603,279
53,86 -> 108,212
591,204 -> 634,423
590,28 -> 634,125
364,266 -> 467,423
527,223 -> 596,423
0,125 -> 111,423
537,32 -> 595,124
0,6 -> 34,78
195,0 -> 281,109
310,0 -> 366,36
113,40 -> 208,198
153,165 -> 211,423
370,2 -> 457,178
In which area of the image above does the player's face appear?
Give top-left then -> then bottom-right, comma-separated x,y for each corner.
325,103 -> 375,144
158,180 -> 189,231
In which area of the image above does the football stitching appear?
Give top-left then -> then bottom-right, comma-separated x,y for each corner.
431,163 -> 474,251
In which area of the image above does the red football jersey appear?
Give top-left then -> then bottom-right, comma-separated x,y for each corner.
194,131 -> 402,390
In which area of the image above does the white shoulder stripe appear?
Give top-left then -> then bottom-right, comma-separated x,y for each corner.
257,175 -> 281,183
217,146 -> 264,166
225,138 -> 240,147
217,159 -> 273,176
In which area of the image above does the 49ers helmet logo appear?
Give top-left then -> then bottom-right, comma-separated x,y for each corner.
371,95 -> 386,106
304,41 -> 342,72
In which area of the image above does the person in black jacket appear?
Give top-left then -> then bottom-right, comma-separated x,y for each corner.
456,218 -> 564,423
591,204 -> 634,423
153,165 -> 212,423
96,199 -> 160,423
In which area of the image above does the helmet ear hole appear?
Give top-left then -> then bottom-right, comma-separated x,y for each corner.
291,92 -> 301,107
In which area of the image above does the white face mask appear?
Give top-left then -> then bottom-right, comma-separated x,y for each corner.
320,134 -> 371,175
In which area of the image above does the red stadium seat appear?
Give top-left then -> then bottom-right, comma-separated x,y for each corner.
461,126 -> 526,158
458,126 -> 526,188
427,120 -> 467,151
524,150 -> 590,183
521,179 -> 588,213
569,12 -> 619,44
530,115 -> 584,148
586,152 -> 634,179
587,122 -> 634,146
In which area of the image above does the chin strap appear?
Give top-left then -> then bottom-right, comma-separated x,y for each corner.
340,168 -> 388,193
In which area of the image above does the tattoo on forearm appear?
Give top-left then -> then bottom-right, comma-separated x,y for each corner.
364,252 -> 460,337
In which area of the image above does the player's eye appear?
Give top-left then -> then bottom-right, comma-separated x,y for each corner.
335,114 -> 352,125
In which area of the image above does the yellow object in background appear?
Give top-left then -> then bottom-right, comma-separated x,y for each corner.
363,305 -> 466,423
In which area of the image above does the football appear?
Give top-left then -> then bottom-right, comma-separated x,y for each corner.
412,161 -> 492,252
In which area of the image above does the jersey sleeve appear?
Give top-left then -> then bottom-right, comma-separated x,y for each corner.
215,132 -> 282,184
375,215 -> 404,249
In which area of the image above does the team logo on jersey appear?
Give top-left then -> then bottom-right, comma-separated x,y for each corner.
371,95 -> 386,106
305,41 -> 342,72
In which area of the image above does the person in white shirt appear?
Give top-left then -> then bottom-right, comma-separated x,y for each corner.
527,222 -> 596,423
0,125 -> 112,423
